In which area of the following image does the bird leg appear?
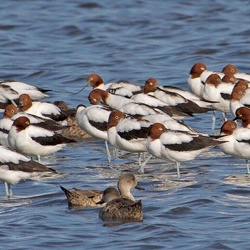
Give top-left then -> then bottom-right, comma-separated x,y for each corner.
246,160 -> 250,174
5,182 -> 12,198
176,162 -> 181,178
138,155 -> 152,174
105,141 -> 111,163
211,111 -> 216,133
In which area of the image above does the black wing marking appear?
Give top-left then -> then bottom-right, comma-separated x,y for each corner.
220,93 -> 231,100
236,139 -> 250,145
0,84 -> 18,95
31,133 -> 75,145
1,160 -> 56,173
31,118 -> 67,131
0,127 -> 9,134
172,100 -> 213,115
42,111 -> 68,122
0,80 -> 51,93
118,126 -> 150,140
89,120 -> 108,132
163,136 -> 218,152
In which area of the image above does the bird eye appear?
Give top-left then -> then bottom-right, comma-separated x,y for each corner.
149,82 -> 153,86
238,91 -> 243,95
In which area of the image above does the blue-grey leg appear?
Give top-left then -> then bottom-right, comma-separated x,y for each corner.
222,112 -> 227,122
5,182 -> 12,198
246,160 -> 250,174
105,141 -> 111,163
176,162 -> 181,178
212,111 -> 216,132
138,155 -> 152,174
138,153 -> 141,166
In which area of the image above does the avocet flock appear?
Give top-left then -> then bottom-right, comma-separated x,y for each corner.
1,62 -> 250,222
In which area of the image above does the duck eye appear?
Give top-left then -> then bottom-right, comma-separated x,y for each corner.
115,115 -> 119,119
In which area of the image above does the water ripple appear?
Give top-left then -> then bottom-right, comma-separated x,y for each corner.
1,0 -> 250,249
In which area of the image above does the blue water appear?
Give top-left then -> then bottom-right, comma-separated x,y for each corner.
1,0 -> 250,249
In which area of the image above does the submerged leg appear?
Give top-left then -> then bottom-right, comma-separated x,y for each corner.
138,155 -> 152,174
4,182 -> 9,197
8,184 -> 13,198
246,160 -> 250,174
138,153 -> 141,166
212,111 -> 216,132
112,148 -> 117,160
37,155 -> 41,163
105,140 -> 111,163
176,162 -> 181,178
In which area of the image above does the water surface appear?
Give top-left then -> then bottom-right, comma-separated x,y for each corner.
1,1 -> 250,249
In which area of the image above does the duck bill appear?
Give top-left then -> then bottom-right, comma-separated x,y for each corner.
96,199 -> 105,205
135,184 -> 145,190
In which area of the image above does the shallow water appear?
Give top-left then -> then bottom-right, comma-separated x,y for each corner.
1,0 -> 250,249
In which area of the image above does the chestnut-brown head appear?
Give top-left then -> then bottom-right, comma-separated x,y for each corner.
3,104 -> 18,118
